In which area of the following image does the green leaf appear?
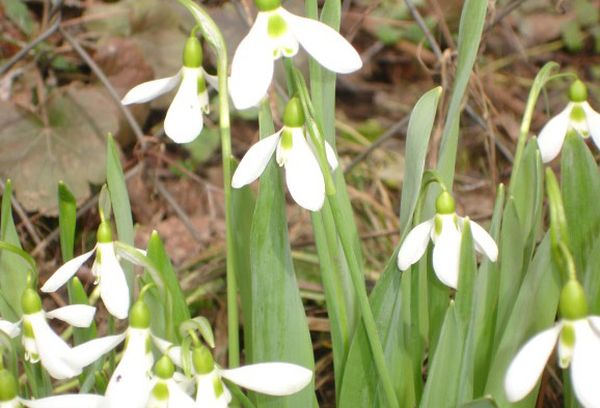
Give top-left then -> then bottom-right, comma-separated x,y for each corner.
106,135 -> 135,290
436,0 -> 488,188
1,0 -> 36,36
247,103 -> 315,407
419,303 -> 464,408
0,88 -> 116,215
146,231 -> 190,340
58,182 -> 77,262
484,236 -> 560,406
561,133 -> 600,278
0,180 -> 31,320
460,397 -> 498,408
399,87 -> 442,232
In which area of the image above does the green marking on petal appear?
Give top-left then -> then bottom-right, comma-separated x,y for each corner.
570,104 -> 586,122
151,382 -> 170,401
280,128 -> 294,151
197,74 -> 207,93
559,323 -> 575,368
213,375 -> 224,397
434,215 -> 443,235
21,288 -> 42,315
268,13 -> 288,39
23,320 -> 34,338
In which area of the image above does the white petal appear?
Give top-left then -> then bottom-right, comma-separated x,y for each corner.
97,243 -> 130,320
431,215 -> 462,289
167,379 -> 196,407
164,67 -> 204,144
121,72 -> 181,105
537,105 -> 571,163
285,130 -> 325,211
152,335 -> 183,368
582,102 -> 600,153
281,9 -> 362,74
0,319 -> 21,338
20,395 -> 104,408
232,130 -> 282,188
324,141 -> 339,170
469,220 -> 498,262
41,247 -> 96,292
202,69 -> 219,91
1,398 -> 21,408
571,319 -> 600,408
28,312 -> 81,379
45,305 -> 96,327
195,371 -> 230,408
70,333 -> 126,368
220,362 -> 313,396
104,329 -> 153,408
230,13 -> 274,110
397,219 -> 434,271
504,324 -> 561,402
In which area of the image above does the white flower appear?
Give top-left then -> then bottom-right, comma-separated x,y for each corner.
0,318 -> 20,338
121,36 -> 217,144
231,97 -> 338,211
146,356 -> 196,408
41,222 -> 138,320
19,289 -> 117,380
396,192 -> 498,289
537,80 -> 600,162
505,316 -> 600,407
229,0 -> 362,110
155,342 -> 313,407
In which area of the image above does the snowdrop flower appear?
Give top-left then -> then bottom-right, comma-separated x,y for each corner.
0,318 -> 20,339
42,221 -> 136,319
19,288 -> 115,379
146,355 -> 195,408
397,191 -> 498,289
505,281 -> 600,408
232,97 -> 338,211
122,35 -> 217,143
0,368 -> 104,408
229,0 -> 362,109
538,80 -> 600,162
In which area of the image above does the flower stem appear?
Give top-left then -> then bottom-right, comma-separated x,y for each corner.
177,0 -> 239,368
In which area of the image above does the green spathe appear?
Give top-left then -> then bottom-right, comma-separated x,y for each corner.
559,280 -> 588,320
21,288 -> 42,315
183,36 -> 203,68
129,300 -> 151,329
568,80 -> 588,103
283,97 -> 305,128
255,0 -> 281,12
192,345 -> 215,374
0,370 -> 17,401
435,191 -> 456,215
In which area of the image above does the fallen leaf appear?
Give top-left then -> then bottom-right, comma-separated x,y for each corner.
0,86 -> 118,214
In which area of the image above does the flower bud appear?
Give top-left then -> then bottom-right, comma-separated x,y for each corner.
129,300 -> 150,329
435,191 -> 456,215
283,97 -> 305,128
0,369 -> 18,401
568,80 -> 588,103
559,280 -> 588,320
183,36 -> 203,69
96,221 -> 113,244
154,355 -> 175,380
21,288 -> 42,315
192,345 -> 214,375
255,0 -> 281,12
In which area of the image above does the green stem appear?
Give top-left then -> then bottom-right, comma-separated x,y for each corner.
177,0 -> 239,368
285,58 -> 398,408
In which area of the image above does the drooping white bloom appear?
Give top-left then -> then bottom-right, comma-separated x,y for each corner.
229,0 -> 362,109
231,97 -> 338,211
121,36 -> 217,144
397,191 -> 498,289
19,289 -> 118,380
146,355 -> 196,408
537,80 -> 600,163
155,341 -> 313,407
505,281 -> 600,408
41,221 -> 138,320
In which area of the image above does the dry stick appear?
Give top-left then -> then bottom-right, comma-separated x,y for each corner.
343,115 -> 410,174
0,180 -> 42,245
484,0 -> 528,32
154,178 -> 205,243
59,27 -> 147,150
403,0 -> 443,59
